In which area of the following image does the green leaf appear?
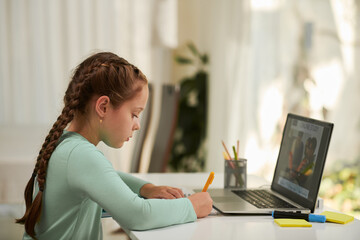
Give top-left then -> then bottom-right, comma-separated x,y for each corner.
187,42 -> 199,56
175,56 -> 193,64
339,168 -> 352,181
200,54 -> 209,64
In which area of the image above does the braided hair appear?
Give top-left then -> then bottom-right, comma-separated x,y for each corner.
16,52 -> 147,238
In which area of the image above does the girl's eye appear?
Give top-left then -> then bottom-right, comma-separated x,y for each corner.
132,114 -> 139,119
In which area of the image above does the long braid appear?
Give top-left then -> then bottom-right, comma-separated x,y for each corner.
16,52 -> 148,239
16,107 -> 76,238
15,63 -> 95,238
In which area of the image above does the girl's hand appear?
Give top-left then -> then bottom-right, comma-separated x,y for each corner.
188,192 -> 213,218
140,183 -> 185,199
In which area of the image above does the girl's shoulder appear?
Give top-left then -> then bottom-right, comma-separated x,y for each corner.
55,131 -> 105,163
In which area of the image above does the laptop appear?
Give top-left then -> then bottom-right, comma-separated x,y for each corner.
198,113 -> 333,214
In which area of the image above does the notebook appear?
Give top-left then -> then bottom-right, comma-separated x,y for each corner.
198,113 -> 333,214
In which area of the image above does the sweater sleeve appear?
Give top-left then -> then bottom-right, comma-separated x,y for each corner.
67,144 -> 197,230
116,171 -> 150,195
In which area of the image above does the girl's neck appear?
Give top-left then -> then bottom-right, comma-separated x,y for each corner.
67,116 -> 100,146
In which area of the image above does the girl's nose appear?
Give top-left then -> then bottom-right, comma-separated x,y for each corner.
133,118 -> 141,131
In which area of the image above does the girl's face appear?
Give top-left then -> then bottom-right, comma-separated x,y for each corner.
101,84 -> 148,148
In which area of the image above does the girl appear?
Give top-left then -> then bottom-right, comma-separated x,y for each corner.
16,52 -> 213,239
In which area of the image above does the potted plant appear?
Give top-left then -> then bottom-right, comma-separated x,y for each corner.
169,43 -> 209,172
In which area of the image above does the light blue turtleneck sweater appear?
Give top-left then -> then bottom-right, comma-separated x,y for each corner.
23,131 -> 196,239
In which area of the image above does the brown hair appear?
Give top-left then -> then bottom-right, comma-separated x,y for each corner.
16,52 -> 147,238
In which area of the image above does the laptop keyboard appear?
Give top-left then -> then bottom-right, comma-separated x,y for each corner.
232,189 -> 296,209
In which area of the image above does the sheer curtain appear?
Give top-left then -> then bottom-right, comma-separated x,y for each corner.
0,0 -> 177,202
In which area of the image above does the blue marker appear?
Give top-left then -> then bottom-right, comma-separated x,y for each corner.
272,210 -> 326,223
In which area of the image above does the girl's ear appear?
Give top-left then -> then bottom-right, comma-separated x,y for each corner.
95,96 -> 110,118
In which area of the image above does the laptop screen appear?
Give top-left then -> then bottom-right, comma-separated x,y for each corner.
271,113 -> 333,212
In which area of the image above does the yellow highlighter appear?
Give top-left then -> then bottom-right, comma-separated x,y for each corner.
202,172 -> 215,192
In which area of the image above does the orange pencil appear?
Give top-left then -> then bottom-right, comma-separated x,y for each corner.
202,172 -> 215,192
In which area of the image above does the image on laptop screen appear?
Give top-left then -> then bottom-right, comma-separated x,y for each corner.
272,114 -> 333,210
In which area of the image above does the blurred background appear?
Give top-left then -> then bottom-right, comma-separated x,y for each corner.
1,0 -> 360,238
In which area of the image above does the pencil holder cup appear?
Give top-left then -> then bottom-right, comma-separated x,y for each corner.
224,159 -> 247,189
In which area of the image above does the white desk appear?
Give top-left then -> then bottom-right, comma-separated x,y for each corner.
122,173 -> 360,240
